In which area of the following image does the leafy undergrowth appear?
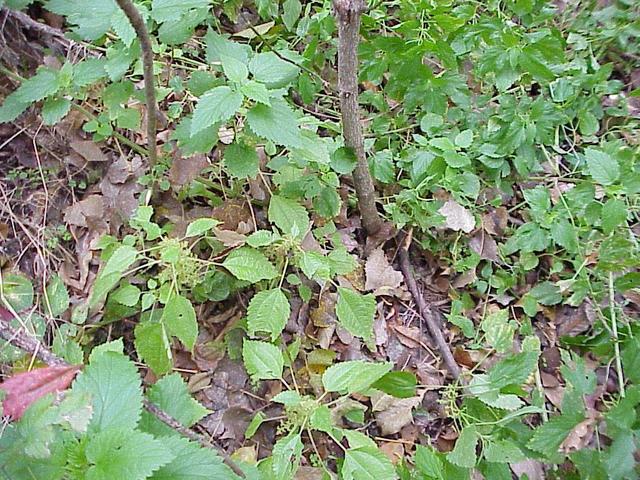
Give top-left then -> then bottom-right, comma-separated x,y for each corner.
0,0 -> 639,479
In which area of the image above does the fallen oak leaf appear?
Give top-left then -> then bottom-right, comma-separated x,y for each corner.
365,248 -> 403,295
1,364 -> 82,420
438,200 -> 475,233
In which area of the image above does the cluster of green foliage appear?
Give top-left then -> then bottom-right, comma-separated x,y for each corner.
1,0 -> 639,479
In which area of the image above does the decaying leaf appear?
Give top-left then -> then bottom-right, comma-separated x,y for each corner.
169,154 -> 210,188
365,248 -> 403,295
70,140 -> 109,162
439,200 -> 475,233
371,390 -> 425,435
1,365 -> 82,419
63,195 -> 105,228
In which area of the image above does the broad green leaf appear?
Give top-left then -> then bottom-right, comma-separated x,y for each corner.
371,371 -> 418,399
604,433 -> 636,480
205,29 -> 251,64
45,275 -> 70,317
42,97 -> 71,125
309,404 -> 332,433
0,91 -> 30,123
247,230 -> 279,248
271,391 -> 304,405
530,281 -> 562,306
90,245 -> 138,307
245,411 -> 266,438
299,251 -> 331,281
247,288 -> 290,341
335,288 -> 376,341
151,436 -> 237,480
527,410 -> 584,458
249,52 -> 299,87
162,294 -> 198,351
240,80 -> 271,105
0,311 -> 45,364
484,439 -> 526,463
151,0 -> 208,22
72,344 -> 143,432
46,0 -> 116,40
191,86 -> 242,136
15,68 -> 60,103
246,100 -> 303,148
322,361 -> 392,394
585,148 -> 620,185
2,273 -> 34,311
220,54 -> 248,84
454,129 -> 474,148
242,340 -> 284,381
342,447 -> 398,480
223,142 -> 260,179
73,58 -> 107,87
282,0 -> 302,31
480,309 -> 515,353
222,247 -> 278,283
268,195 -> 309,238
185,218 -> 219,237
331,146 -> 358,174
447,425 -> 478,468
489,350 -> 540,388
601,198 -> 627,235
140,373 -> 210,436
135,321 -> 173,376
85,428 -> 174,480
111,284 -> 141,307
272,432 -> 303,480
414,445 -> 444,479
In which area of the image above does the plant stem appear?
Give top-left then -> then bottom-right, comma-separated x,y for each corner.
333,0 -> 382,236
609,271 -> 625,398
114,0 -> 158,166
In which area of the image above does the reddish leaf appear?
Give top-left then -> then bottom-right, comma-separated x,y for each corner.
1,365 -> 81,420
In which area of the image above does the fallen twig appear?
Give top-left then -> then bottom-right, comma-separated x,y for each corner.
397,231 -> 461,380
0,310 -> 245,478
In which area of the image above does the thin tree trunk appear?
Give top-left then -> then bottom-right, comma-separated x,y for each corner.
114,0 -> 158,166
333,0 -> 382,236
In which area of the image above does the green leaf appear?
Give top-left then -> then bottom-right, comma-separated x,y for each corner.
85,428 -> 174,480
111,284 -> 141,307
151,0 -> 208,22
480,309 -> 515,353
604,433 -> 636,480
42,97 -> 71,125
268,195 -> 310,238
151,436 -> 237,480
246,100 -> 303,148
185,218 -> 219,237
15,68 -> 60,103
447,425 -> 478,469
242,340 -> 284,382
220,54 -> 248,84
240,80 -> 271,105
73,58 -> 107,87
140,373 -> 210,436
191,86 -> 243,136
299,251 -> 331,281
530,281 -> 562,306
247,288 -> 290,341
224,141 -> 260,179
371,371 -> 418,398
342,447 -> 398,480
45,275 -> 69,317
414,445 -> 444,479
0,91 -> 30,123
454,129 -> 474,149
282,0 -> 302,31
46,0 -> 116,40
72,343 -> 143,432
527,410 -> 584,458
222,247 -> 278,283
272,432 -> 303,480
205,29 -> 251,64
135,321 -> 173,376
245,411 -> 266,439
322,361 -> 392,394
484,439 -> 526,463
335,287 -> 376,341
585,148 -> 620,185
162,294 -> 198,351
1,273 -> 34,311
249,52 -> 299,87
331,146 -> 358,174
601,198 -> 627,235
90,245 -> 138,307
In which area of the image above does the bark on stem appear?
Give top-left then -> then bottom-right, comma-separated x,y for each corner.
333,0 -> 382,236
114,0 -> 158,166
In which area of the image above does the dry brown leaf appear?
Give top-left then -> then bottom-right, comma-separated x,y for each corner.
371,390 -> 425,435
63,195 -> 104,228
511,459 -> 545,480
70,140 -> 108,162
482,207 -> 508,236
379,442 -> 405,464
213,229 -> 247,247
168,154 -> 209,188
469,233 -> 499,262
365,248 -> 403,295
438,200 -> 475,233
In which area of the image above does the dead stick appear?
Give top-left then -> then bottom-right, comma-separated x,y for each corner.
0,314 -> 245,478
397,233 -> 461,380
333,0 -> 382,236
114,0 -> 158,166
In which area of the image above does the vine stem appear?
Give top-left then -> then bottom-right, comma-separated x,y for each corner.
114,0 -> 158,166
609,271 -> 625,398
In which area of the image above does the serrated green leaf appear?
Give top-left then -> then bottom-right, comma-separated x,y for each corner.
205,29 -> 251,64
245,411 -> 266,439
1,273 -> 34,311
483,439 -> 526,463
249,52 -> 299,87
162,294 -> 198,351
90,245 -> 138,307
481,309 -> 515,353
46,0 -> 116,40
14,68 -> 60,103
247,288 -> 290,341
447,425 -> 478,468
222,247 -> 278,282
45,275 -> 69,317
151,436 -> 236,480
246,100 -> 303,148
336,288 -> 376,341
342,447 -> 398,480
454,129 -> 474,148
299,251 -> 331,280
268,195 -> 309,238
224,141 -> 260,179
151,0 -> 208,22
42,97 -> 71,125
185,218 -> 219,237
240,80 -> 271,105
247,230 -> 279,248
72,346 -> 142,432
414,445 -> 444,479
242,340 -> 284,381
601,198 -> 627,235
135,321 -> 173,376
322,361 -> 392,394
272,432 -> 303,480
220,54 -> 248,85
191,86 -> 242,136
85,428 -> 174,480
585,148 -> 620,185
527,410 -> 584,458
330,146 -> 358,174
0,91 -> 30,123
371,371 -> 418,399
282,0 -> 302,31
111,284 -> 141,307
